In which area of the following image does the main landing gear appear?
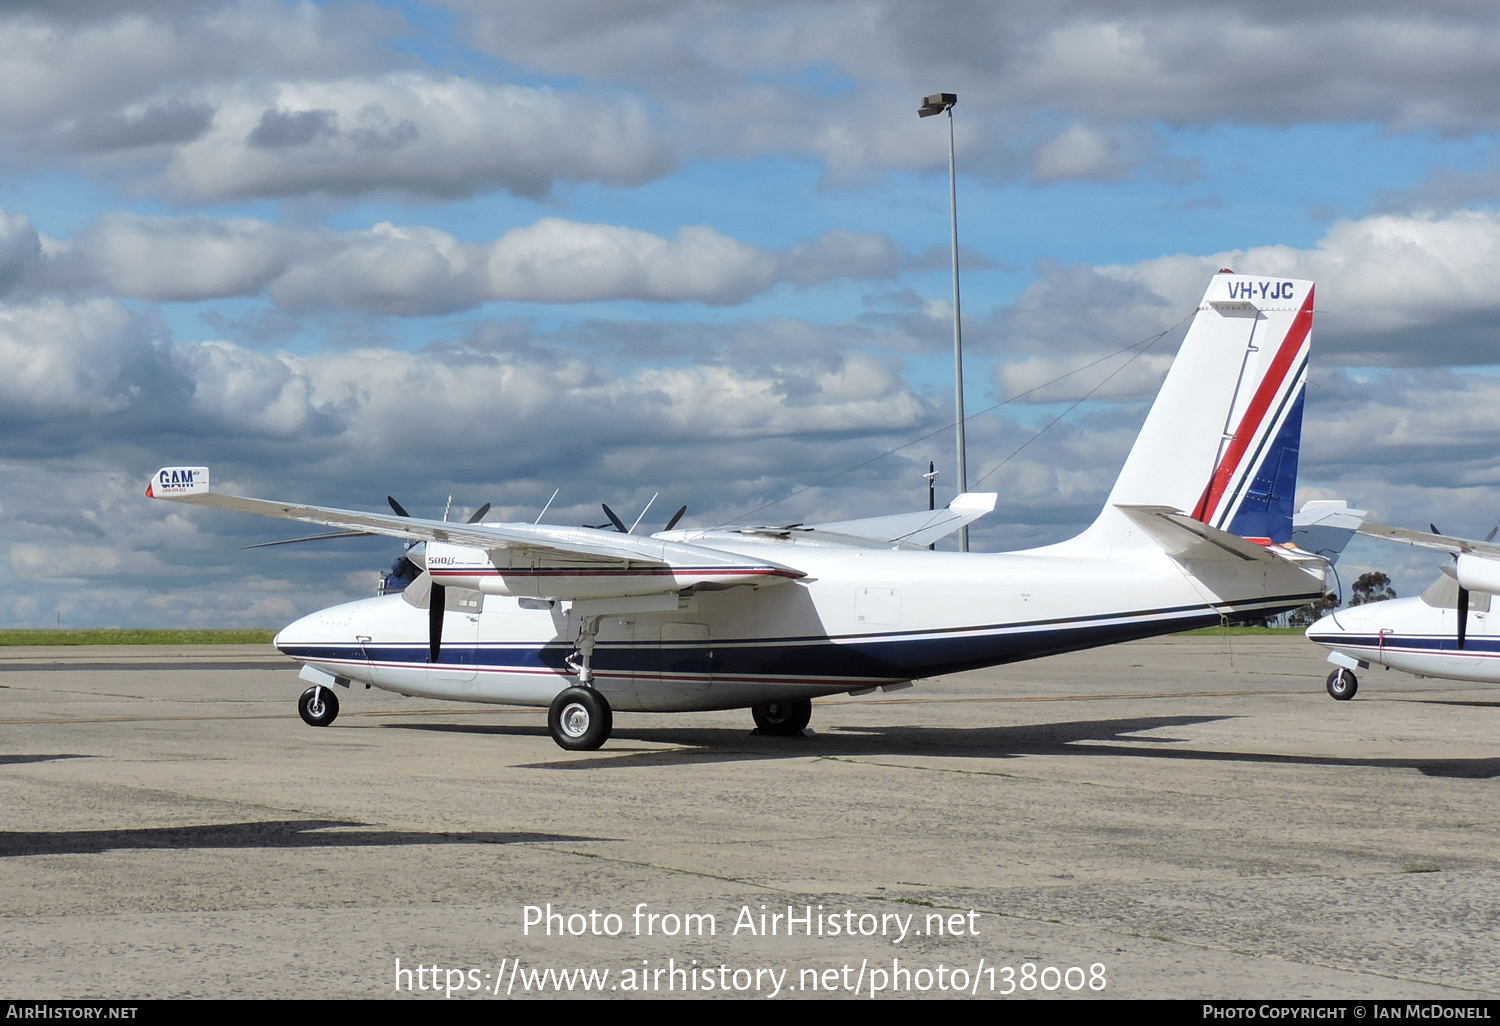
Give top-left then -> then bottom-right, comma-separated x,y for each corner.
549,687 -> 613,751
549,615 -> 615,751
752,698 -> 812,736
1326,667 -> 1358,701
298,685 -> 339,726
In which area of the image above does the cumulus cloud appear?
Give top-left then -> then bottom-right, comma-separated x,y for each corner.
1031,123 -> 1151,183
164,75 -> 675,200
439,0 -> 1500,181
978,208 -> 1500,404
0,5 -> 678,199
0,1 -> 391,136
23,210 -> 903,312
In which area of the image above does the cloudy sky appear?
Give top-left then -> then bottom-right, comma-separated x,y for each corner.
7,0 -> 1500,627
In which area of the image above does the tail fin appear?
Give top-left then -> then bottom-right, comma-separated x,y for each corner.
1106,273 -> 1313,544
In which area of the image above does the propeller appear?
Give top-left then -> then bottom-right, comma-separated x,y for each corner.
584,503 -> 630,532
385,494 -> 492,662
586,498 -> 684,533
1432,523 -> 1470,650
429,581 -> 446,663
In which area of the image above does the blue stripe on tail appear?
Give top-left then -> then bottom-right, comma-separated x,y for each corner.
1227,388 -> 1304,543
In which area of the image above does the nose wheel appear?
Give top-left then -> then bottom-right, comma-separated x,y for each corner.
548,686 -> 612,750
1326,668 -> 1358,701
298,685 -> 340,726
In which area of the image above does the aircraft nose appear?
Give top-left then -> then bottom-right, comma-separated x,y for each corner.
1305,611 -> 1338,641
274,607 -> 349,654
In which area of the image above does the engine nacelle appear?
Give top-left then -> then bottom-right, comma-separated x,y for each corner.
1456,553 -> 1500,595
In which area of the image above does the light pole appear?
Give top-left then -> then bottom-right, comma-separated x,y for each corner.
919,92 -> 968,551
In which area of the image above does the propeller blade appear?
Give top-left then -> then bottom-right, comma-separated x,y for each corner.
467,503 -> 491,524
664,505 -> 687,531
1458,585 -> 1469,651
602,503 -> 628,533
389,496 -> 411,518
429,583 -> 446,663
239,530 -> 373,550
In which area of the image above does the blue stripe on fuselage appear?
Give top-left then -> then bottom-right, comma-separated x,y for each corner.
283,594 -> 1316,683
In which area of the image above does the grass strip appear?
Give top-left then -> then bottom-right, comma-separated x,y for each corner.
0,629 -> 276,646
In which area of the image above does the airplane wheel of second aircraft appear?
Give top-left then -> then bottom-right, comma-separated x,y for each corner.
298,685 -> 339,726
549,687 -> 613,751
1326,668 -> 1358,701
752,698 -> 812,736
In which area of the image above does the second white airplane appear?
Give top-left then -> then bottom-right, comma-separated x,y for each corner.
150,272 -> 1330,750
1306,523 -> 1500,699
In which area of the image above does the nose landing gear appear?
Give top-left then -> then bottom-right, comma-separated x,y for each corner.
298,685 -> 340,726
1326,667 -> 1358,700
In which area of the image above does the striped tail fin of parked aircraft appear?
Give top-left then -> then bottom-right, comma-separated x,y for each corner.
1306,522 -> 1500,700
148,271 -> 1334,751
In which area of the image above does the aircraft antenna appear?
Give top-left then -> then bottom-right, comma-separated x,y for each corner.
534,489 -> 559,525
628,493 -> 659,534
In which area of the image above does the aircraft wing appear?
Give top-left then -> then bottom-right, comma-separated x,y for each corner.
798,492 -> 998,549
1357,522 -> 1500,560
146,467 -> 802,580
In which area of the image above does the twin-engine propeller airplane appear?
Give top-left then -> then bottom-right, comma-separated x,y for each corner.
149,272 -> 1332,751
1306,523 -> 1500,699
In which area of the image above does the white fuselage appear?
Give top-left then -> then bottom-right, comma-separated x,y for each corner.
277,523 -> 1325,712
1306,596 -> 1500,684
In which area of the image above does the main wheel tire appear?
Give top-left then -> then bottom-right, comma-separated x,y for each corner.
298,685 -> 339,726
752,698 -> 813,736
1326,668 -> 1358,701
548,687 -> 613,751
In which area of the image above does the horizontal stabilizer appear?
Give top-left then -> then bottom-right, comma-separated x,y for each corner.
802,492 -> 998,549
1115,504 -> 1278,563
1290,500 -> 1367,565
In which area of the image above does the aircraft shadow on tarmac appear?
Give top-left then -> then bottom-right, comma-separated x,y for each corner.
0,820 -> 607,858
389,714 -> 1500,779
0,754 -> 92,765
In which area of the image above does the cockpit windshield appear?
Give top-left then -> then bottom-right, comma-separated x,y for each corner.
1420,573 -> 1492,611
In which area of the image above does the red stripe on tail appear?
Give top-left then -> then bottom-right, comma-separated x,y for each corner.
1191,286 -> 1314,525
